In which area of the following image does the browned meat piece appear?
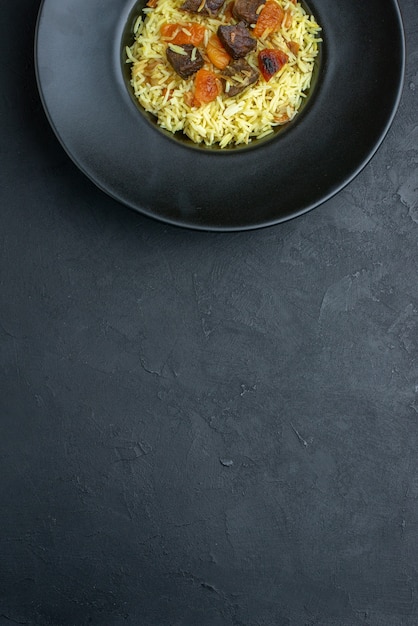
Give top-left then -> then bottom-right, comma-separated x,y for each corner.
181,0 -> 225,16
232,0 -> 265,24
166,44 -> 204,79
217,22 -> 256,59
221,58 -> 259,96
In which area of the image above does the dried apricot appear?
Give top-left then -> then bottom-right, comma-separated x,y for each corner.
194,68 -> 222,104
206,34 -> 231,69
253,0 -> 284,39
258,48 -> 288,80
160,22 -> 205,46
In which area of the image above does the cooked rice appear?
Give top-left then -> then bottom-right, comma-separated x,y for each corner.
126,0 -> 322,147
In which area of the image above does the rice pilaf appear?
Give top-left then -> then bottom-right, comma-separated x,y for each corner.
126,0 -> 322,147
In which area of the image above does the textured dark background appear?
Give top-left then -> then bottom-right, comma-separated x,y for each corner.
1,0 -> 417,624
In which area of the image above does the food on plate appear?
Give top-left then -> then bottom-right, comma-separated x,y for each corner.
126,0 -> 322,147
217,21 -> 257,58
166,43 -> 205,78
232,0 -> 265,25
221,58 -> 259,96
258,48 -> 288,81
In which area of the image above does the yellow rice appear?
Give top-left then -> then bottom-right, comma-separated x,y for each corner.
126,0 -> 322,147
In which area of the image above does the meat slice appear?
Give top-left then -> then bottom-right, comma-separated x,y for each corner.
232,0 -> 265,24
221,58 -> 259,96
217,21 -> 256,59
181,0 -> 225,16
166,43 -> 204,79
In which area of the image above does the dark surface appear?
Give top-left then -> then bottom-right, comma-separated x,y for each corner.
1,0 -> 418,624
35,0 -> 404,230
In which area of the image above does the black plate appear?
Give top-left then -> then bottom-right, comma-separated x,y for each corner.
35,0 -> 405,231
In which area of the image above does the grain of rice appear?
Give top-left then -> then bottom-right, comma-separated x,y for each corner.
168,43 -> 188,54
133,15 -> 143,34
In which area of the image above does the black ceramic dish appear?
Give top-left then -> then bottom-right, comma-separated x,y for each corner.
35,0 -> 405,231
